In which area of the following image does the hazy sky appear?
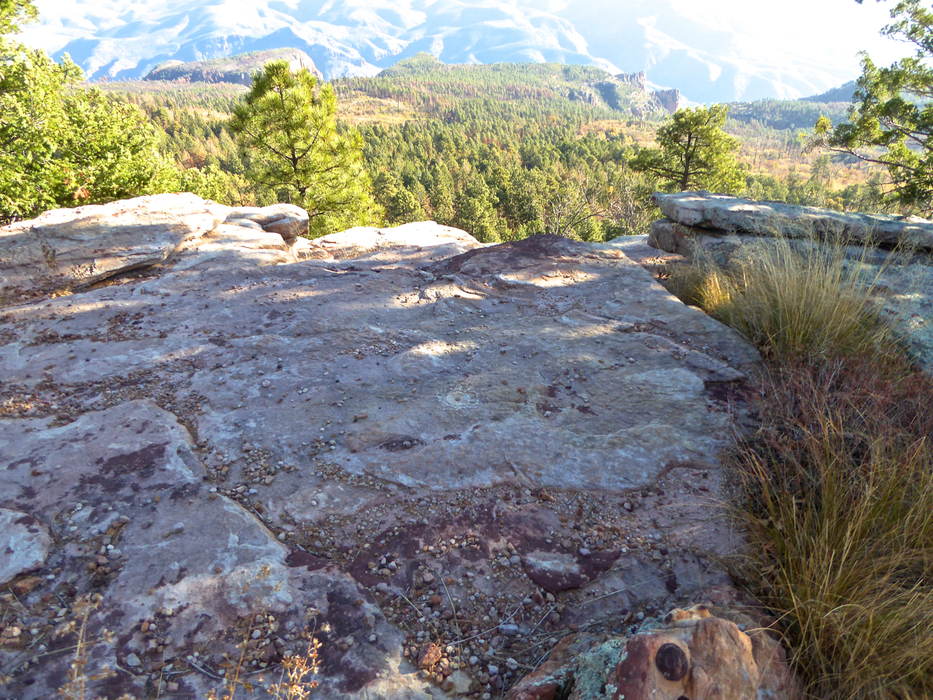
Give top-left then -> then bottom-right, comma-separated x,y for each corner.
24,0 -> 918,98
545,0 -> 915,70
653,0 -> 912,66
28,0 -> 914,69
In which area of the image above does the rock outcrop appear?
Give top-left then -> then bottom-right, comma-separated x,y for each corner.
647,191 -> 933,368
652,191 -> 933,249
652,88 -> 680,114
144,49 -> 323,85
0,194 -> 789,699
0,195 -> 313,304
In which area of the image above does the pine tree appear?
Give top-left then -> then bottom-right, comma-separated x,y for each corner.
812,0 -> 933,213
229,60 -> 381,236
630,105 -> 745,194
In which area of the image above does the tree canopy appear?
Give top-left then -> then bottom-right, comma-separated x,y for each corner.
0,0 -> 36,35
0,0 -> 199,223
812,0 -> 933,213
229,60 -> 381,236
630,104 -> 745,193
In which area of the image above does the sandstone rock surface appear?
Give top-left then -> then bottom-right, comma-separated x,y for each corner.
0,196 -> 771,699
0,509 -> 51,585
0,194 -> 315,303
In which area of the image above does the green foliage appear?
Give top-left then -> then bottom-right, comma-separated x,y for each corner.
728,99 -> 850,131
0,1 -> 188,223
229,60 -> 381,236
360,116 -> 657,242
811,0 -> 933,214
0,0 -> 36,35
0,39 -> 164,223
630,104 -> 745,193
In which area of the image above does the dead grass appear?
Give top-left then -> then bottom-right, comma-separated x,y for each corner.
682,229 -> 933,698
728,354 -> 933,699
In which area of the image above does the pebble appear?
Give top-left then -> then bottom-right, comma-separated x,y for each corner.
487,665 -> 499,676
498,624 -> 519,636
506,657 -> 519,671
126,653 -> 141,668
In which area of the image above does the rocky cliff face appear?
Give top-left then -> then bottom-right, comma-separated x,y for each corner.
616,71 -> 647,90
652,88 -> 680,114
0,195 -> 794,699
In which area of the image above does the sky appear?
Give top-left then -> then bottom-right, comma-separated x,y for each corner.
661,0 -> 913,66
20,0 -> 919,98
27,0 -> 916,59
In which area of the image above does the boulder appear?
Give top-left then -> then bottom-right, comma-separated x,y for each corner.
0,193 -> 224,301
225,203 -> 309,241
0,195 -> 321,303
308,220 -> 482,261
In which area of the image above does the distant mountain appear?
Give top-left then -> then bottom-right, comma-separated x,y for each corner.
22,0 -> 869,104
800,81 -> 858,104
145,48 -> 321,85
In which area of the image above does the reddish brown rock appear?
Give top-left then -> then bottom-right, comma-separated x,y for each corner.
507,605 -> 800,700
417,642 -> 442,669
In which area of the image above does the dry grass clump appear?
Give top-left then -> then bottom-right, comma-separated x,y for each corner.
688,230 -> 900,362
687,229 -> 933,698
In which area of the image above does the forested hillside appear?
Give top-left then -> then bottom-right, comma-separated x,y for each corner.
5,45 -> 893,236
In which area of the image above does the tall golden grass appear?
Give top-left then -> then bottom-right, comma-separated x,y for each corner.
680,228 -> 933,698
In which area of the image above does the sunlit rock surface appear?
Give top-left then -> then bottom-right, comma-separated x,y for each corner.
0,195 -> 769,699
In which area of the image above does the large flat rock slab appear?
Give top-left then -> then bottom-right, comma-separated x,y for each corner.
0,400 -> 413,700
0,211 -> 762,699
653,191 -> 933,249
0,509 -> 50,585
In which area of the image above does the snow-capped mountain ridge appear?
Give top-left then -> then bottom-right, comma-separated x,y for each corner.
19,0 -> 902,104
